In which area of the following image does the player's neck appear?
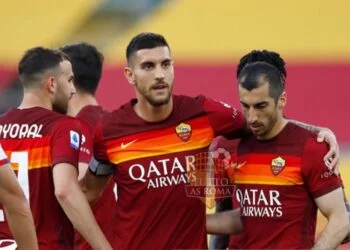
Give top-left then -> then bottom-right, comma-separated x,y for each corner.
258,117 -> 288,140
134,98 -> 173,122
67,92 -> 98,117
18,91 -> 52,111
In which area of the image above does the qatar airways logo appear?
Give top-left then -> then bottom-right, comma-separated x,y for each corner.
128,155 -> 197,189
128,148 -> 235,208
236,188 -> 283,217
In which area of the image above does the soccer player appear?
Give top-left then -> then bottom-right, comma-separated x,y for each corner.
60,42 -> 117,249
211,49 -> 347,249
236,50 -> 339,171
230,61 -> 348,249
81,32 -> 248,249
81,33 -> 340,249
0,47 -> 112,249
0,144 -> 38,249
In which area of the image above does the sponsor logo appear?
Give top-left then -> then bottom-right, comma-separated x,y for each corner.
81,134 -> 86,145
70,130 -> 80,150
236,188 -> 283,218
175,122 -> 192,142
321,169 -> 335,179
121,139 -> 138,149
127,147 -> 236,209
219,101 -> 238,119
271,156 -> 285,176
128,155 -> 197,190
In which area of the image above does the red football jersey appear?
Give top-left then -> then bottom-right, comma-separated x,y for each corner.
0,144 -> 8,166
229,122 -> 341,249
74,105 -> 117,250
91,95 -> 246,249
0,107 -> 83,249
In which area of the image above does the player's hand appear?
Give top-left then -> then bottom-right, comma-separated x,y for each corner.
317,128 -> 340,175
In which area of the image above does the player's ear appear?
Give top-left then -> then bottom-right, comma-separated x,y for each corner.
124,67 -> 136,86
45,76 -> 57,94
278,91 -> 287,109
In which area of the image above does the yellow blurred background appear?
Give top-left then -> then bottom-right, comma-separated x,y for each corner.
0,0 -> 349,247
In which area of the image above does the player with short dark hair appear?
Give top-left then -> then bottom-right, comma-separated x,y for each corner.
60,42 -> 117,250
0,47 -> 112,249
236,49 -> 287,80
60,42 -> 103,96
229,61 -> 348,249
81,34 -> 340,249
211,49 -> 346,249
81,32 -> 246,249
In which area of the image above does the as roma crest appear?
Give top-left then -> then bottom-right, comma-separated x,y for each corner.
175,122 -> 192,142
271,156 -> 286,176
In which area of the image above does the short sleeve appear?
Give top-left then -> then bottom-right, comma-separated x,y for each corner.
51,118 -> 82,168
89,119 -> 114,176
302,137 -> 341,199
0,144 -> 9,166
78,120 -> 94,164
202,97 -> 246,139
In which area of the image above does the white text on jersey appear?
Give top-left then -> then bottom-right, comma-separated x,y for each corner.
0,124 -> 43,139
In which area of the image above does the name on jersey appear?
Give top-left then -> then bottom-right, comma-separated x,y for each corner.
0,124 -> 43,139
236,188 -> 283,218
129,155 -> 196,189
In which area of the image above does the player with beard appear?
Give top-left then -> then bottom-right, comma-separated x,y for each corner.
229,61 -> 348,249
210,49 -> 347,249
0,47 -> 112,249
79,33 -> 246,249
81,34 -> 340,249
60,42 -> 118,249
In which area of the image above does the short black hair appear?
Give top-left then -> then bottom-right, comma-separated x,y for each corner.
60,43 -> 104,94
238,61 -> 284,102
237,50 -> 286,82
126,32 -> 170,63
18,47 -> 69,87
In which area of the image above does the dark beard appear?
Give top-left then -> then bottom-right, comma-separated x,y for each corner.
52,102 -> 68,114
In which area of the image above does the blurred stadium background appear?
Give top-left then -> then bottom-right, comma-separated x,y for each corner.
0,0 -> 349,247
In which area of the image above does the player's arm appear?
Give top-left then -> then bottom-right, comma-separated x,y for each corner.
80,159 -> 112,204
53,163 -> 112,250
80,119 -> 114,203
302,138 -> 347,250
209,197 -> 232,249
206,207 -> 242,235
288,120 -> 339,172
311,187 -> 348,250
0,159 -> 38,249
201,97 -> 248,139
51,120 -> 112,249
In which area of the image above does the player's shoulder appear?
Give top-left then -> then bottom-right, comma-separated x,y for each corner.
77,105 -> 104,120
50,115 -> 83,133
77,105 -> 105,129
288,122 -> 328,155
288,122 -> 319,142
174,94 -> 205,105
0,107 -> 68,128
303,135 -> 328,156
